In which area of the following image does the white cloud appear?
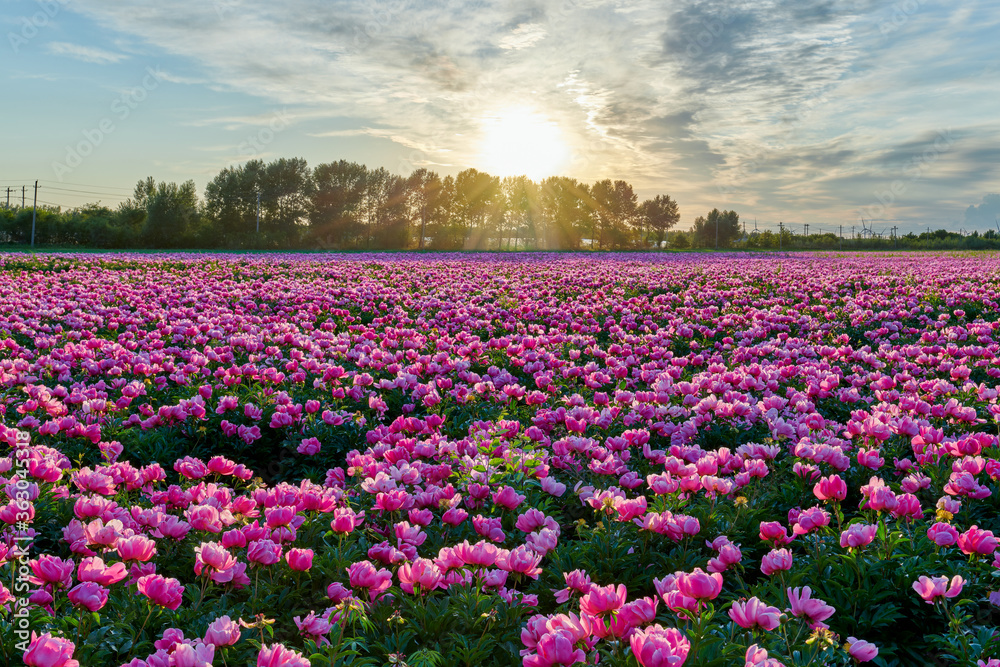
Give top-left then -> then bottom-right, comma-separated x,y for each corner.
51,0 -> 1000,229
499,23 -> 547,50
47,41 -> 130,64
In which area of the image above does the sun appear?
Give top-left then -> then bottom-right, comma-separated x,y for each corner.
478,107 -> 571,181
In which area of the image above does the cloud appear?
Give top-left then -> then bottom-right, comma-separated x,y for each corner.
47,41 -> 130,64
54,0 -> 1000,229
965,194 -> 1000,228
499,23 -> 547,50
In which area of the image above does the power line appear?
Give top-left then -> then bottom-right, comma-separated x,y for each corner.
37,179 -> 133,192
41,185 -> 131,199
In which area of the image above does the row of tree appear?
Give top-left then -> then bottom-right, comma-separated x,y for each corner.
0,159 -> 685,250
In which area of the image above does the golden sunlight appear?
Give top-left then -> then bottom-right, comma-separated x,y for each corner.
477,107 -> 571,180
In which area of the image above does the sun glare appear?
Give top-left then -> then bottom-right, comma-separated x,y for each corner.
478,107 -> 571,181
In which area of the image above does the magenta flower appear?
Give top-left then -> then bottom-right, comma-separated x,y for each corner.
76,557 -> 127,586
676,568 -> 723,601
28,555 -> 75,589
397,558 -> 443,594
22,632 -> 79,667
786,586 -> 835,626
813,475 -> 847,501
194,541 -> 237,577
285,548 -> 314,572
927,522 -> 959,546
629,624 -> 691,666
257,643 -> 311,667
493,485 -> 527,510
839,524 -> 877,550
346,560 -> 392,600
137,574 -> 185,610
957,525 -> 997,556
472,514 -> 506,543
912,575 -> 964,604
523,629 -> 586,667
758,521 -> 793,546
67,582 -> 109,612
170,642 -> 215,667
117,535 -> 157,563
579,583 -> 627,617
791,507 -> 830,536
247,539 -> 283,566
296,437 -> 321,455
203,615 -> 241,647
760,549 -> 793,576
846,637 -> 879,662
330,507 -> 365,534
729,597 -> 781,631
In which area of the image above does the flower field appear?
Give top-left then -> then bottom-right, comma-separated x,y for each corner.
2,251 -> 1000,667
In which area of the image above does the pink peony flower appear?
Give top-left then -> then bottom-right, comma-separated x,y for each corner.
204,615 -> 241,647
839,524 -> 877,550
758,521 -> 793,546
67,582 -> 109,612
23,632 -> 79,667
957,525 -> 997,556
346,560 -> 392,600
729,597 -> 781,631
629,624 -> 691,667
137,574 -> 185,610
296,437 -> 321,455
912,575 -> 964,604
760,549 -> 793,576
398,558 -> 443,594
676,568 -> 723,601
813,475 -> 847,501
257,643 -> 311,667
846,637 -> 879,662
493,485 -> 527,510
523,629 -> 586,667
247,539 -> 283,566
927,522 -> 960,547
170,642 -> 215,667
579,583 -> 627,617
285,548 -> 314,572
786,587 -> 835,627
117,535 -> 157,563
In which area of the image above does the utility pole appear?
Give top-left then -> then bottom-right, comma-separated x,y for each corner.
30,181 -> 38,247
779,222 -> 783,251
840,224 -> 843,251
4,187 -> 9,209
256,191 -> 261,234
715,213 -> 719,250
22,185 -> 26,209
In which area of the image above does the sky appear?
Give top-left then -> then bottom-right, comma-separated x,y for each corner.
2,0 -> 999,234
